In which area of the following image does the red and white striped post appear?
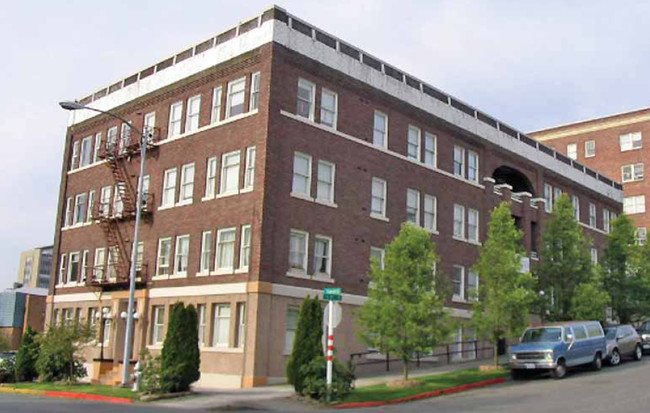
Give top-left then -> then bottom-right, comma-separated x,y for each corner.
326,300 -> 334,389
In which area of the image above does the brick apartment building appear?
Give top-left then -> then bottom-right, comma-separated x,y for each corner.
48,6 -> 623,388
531,108 -> 650,244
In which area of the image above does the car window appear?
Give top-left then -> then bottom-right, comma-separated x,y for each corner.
642,322 -> 650,332
573,326 -> 588,340
521,328 -> 562,343
625,326 -> 636,336
605,328 -> 617,340
564,326 -> 574,341
586,324 -> 602,338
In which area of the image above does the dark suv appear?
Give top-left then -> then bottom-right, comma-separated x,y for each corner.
637,321 -> 650,353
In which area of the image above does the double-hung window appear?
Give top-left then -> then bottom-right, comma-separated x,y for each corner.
567,143 -> 577,160
168,101 -> 183,138
87,190 -> 95,223
156,238 -> 172,276
296,78 -> 315,120
197,304 -> 207,346
107,247 -> 118,280
211,86 -> 223,123
226,77 -> 246,118
135,242 -> 144,272
452,265 -> 465,301
162,168 -> 177,207
407,125 -> 421,161
249,72 -> 261,111
119,122 -> 131,153
292,153 -> 312,197
143,112 -> 156,141
64,197 -> 73,227
603,209 -> 611,233
80,136 -> 92,167
370,247 -> 385,270
94,248 -> 106,282
68,252 -> 80,284
73,193 -> 87,225
185,95 -> 201,132
235,303 -> 246,348
553,187 -> 563,205
371,178 -> 387,218
220,151 -> 241,195
239,225 -> 251,270
590,248 -> 599,265
406,189 -> 420,225
70,141 -> 80,170
589,203 -> 597,227
423,194 -> 437,232
200,231 -> 212,274
113,184 -> 124,217
316,160 -> 335,203
373,111 -> 388,148
106,126 -> 118,152
468,208 -> 479,243
585,140 -> 596,157
572,195 -> 580,221
453,146 -> 465,178
467,151 -> 479,182
243,147 -> 256,190
624,195 -> 646,215
637,227 -> 647,245
453,204 -> 466,239
424,133 -> 436,167
544,183 -> 553,213
58,254 -> 67,285
313,235 -> 332,277
93,133 -> 102,163
205,157 -> 218,199
284,307 -> 299,352
216,228 -> 236,272
80,250 -> 89,283
174,235 -> 190,275
620,132 -> 642,151
100,186 -> 112,217
289,230 -> 308,274
213,304 -> 231,347
179,163 -> 195,203
152,306 -> 165,345
320,89 -> 337,128
622,163 -> 644,183
468,269 -> 479,301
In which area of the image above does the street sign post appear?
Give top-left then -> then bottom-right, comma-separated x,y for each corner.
323,287 -> 342,301
323,287 -> 343,402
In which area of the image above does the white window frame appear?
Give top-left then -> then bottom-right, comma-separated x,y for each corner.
86,190 -> 95,223
152,306 -> 165,345
453,204 -> 466,239
423,194 -> 437,232
173,235 -> 190,276
590,247 -> 599,265
620,132 -> 642,152
468,208 -> 479,243
73,193 -> 88,225
67,252 -> 80,285
243,147 -> 256,190
93,133 -> 102,163
199,230 -> 213,275
179,163 -> 195,203
64,197 -> 73,227
468,269 -> 479,302
452,265 -> 465,301
370,178 -> 387,219
161,168 -> 177,207
313,235 -> 333,278
589,203 -> 597,227
291,152 -> 312,198
567,143 -> 578,160
204,157 -> 218,199
636,227 -> 647,245
603,209 -> 611,233
226,77 -> 247,118
543,183 -> 553,213
239,225 -> 251,270
168,101 -> 183,138
249,72 -> 261,112
316,160 -> 335,204
585,140 -> 596,158
621,163 -> 644,183
212,304 -> 231,347
211,86 -> 223,123
106,126 -> 118,152
624,195 -> 646,215
215,228 -> 237,273
156,237 -> 172,277
143,111 -> 156,140
467,150 -> 479,183
58,253 -> 67,285
219,150 -> 241,196
80,136 -> 92,168
407,125 -> 421,161
70,140 -> 79,171
320,88 -> 338,129
197,304 -> 207,346
453,146 -> 465,178
424,132 -> 437,168
185,94 -> 201,133
370,247 -> 385,270
235,303 -> 246,348
296,78 -> 316,120
100,186 -> 112,217
406,188 -> 420,225
572,195 -> 580,221
373,111 -> 388,148
288,229 -> 309,275
93,248 -> 106,282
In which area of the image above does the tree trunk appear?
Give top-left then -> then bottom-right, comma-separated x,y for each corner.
403,357 -> 409,381
494,343 -> 499,367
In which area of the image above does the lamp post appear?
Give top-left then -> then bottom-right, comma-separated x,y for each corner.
60,101 -> 149,386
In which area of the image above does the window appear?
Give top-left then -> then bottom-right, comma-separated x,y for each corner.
289,230 -> 308,274
64,197 -> 73,227
373,111 -> 388,148
68,252 -> 80,284
58,254 -> 67,285
235,303 -> 246,348
204,157 -> 218,198
406,189 -> 420,224
553,187 -> 563,205
73,193 -> 87,225
93,133 -> 102,163
135,242 -> 144,272
624,195 -> 646,215
423,195 -> 437,232
467,151 -> 479,182
590,247 -> 598,265
453,204 -> 466,239
185,94 -> 201,132
285,307 -> 299,352
371,178 -> 387,218
216,228 -> 236,271
86,190 -> 95,223
23,256 -> 32,285
453,146 -> 465,178
197,304 -> 207,346
589,203 -> 597,227
162,168 -> 177,207
106,126 -> 118,152
212,304 -> 231,347
107,247 -> 118,280
174,235 -> 190,275
314,235 -> 332,277
468,208 -> 479,243
296,78 -> 315,120
168,101 -> 183,138
424,133 -> 437,167
637,227 -> 647,245
119,122 -> 132,153
239,225 -> 251,270
101,307 -> 112,346
112,184 -> 124,217
620,132 -> 642,151
243,147 -> 256,190
316,160 -> 335,203
220,151 -> 241,195
156,238 -> 172,276
226,77 -> 246,118
567,143 -> 577,160
572,195 -> 580,221
468,269 -> 479,301
370,247 -> 385,271
585,140 -> 596,158
152,306 -> 165,345
407,125 -> 420,161
452,265 -> 465,301
622,163 -> 644,182
94,248 -> 105,281
320,89 -> 337,128
80,136 -> 92,167
211,86 -> 223,123
249,72 -> 261,111
292,153 -> 312,197
200,231 -> 212,274
603,209 -> 611,233
143,112 -> 156,140
179,163 -> 195,203
544,183 -> 553,213
80,250 -> 89,283
70,140 -> 79,170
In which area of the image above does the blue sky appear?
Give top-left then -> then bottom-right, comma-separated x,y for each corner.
1,0 -> 649,289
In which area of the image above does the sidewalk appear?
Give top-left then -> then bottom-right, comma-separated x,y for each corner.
154,356 -> 507,410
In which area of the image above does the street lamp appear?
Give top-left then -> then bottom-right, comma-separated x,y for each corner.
60,101 -> 149,386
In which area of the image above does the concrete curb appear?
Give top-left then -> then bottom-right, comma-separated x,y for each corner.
336,377 -> 507,409
0,386 -> 134,404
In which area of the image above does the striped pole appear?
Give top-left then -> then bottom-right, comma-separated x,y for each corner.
326,300 -> 334,390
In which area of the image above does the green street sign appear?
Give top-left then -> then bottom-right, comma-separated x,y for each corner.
323,287 -> 342,301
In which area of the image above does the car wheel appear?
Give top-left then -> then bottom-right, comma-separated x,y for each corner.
511,369 -> 525,380
592,353 -> 602,371
609,349 -> 621,366
551,360 -> 566,379
634,345 -> 643,361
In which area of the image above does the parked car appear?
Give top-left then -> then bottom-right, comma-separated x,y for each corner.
637,321 -> 650,354
509,321 -> 607,379
0,351 -> 15,365
604,325 -> 643,365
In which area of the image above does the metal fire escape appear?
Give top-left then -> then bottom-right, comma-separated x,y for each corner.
89,124 -> 159,287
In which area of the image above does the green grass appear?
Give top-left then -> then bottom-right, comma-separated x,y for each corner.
9,382 -> 139,400
342,368 -> 508,404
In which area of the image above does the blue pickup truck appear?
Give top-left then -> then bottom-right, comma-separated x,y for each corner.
509,321 -> 607,379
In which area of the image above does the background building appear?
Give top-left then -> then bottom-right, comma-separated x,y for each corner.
17,246 -> 53,290
531,108 -> 650,244
0,290 -> 46,349
48,6 -> 622,388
